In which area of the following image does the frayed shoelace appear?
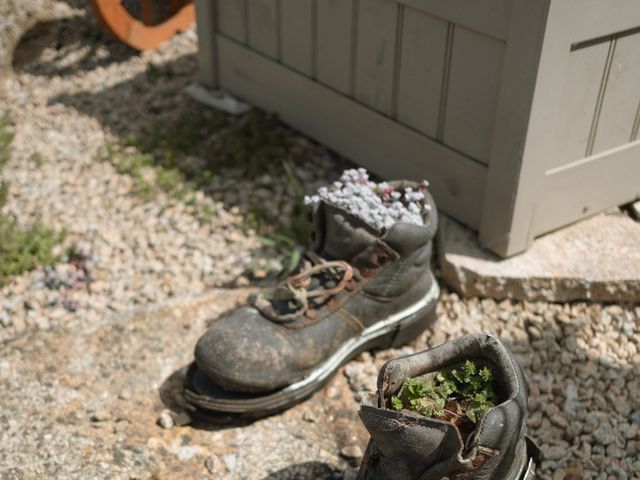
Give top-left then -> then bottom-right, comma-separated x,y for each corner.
250,252 -> 354,323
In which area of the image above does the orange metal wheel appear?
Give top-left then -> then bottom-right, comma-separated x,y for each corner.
89,0 -> 195,51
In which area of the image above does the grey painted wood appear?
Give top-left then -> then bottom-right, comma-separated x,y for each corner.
528,0 -> 640,240
280,0 -> 314,76
195,0 -> 218,88
494,0 -> 640,255
396,7 -> 448,137
206,0 -> 640,257
436,24 -> 455,142
566,0 -> 640,43
247,0 -> 279,59
397,0 -> 511,42
316,0 -> 355,94
633,102 -> 640,141
550,41 -> 610,168
217,35 -> 487,228
535,141 -> 640,234
354,0 -> 398,114
217,0 -> 247,42
443,27 -> 505,164
478,0 -> 551,256
592,32 -> 640,154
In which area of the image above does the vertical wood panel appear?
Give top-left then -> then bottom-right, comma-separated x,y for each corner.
633,103 -> 640,141
217,36 -> 488,229
247,0 -> 279,59
478,0 -> 551,256
355,0 -> 399,114
563,0 -> 640,44
217,0 -> 247,42
316,0 -> 354,94
396,8 -> 448,137
398,0 -> 512,41
195,0 -> 218,87
551,41 -> 609,168
280,0 -> 314,75
443,27 -> 505,164
592,33 -> 640,154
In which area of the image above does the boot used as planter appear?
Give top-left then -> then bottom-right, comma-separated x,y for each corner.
183,169 -> 440,419
357,333 -> 540,480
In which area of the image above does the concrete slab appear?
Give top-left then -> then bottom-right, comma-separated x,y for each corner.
438,211 -> 640,303
185,83 -> 251,115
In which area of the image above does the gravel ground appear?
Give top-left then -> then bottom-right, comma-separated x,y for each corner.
0,2 -> 639,479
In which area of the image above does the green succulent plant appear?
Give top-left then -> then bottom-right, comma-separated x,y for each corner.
390,360 -> 497,424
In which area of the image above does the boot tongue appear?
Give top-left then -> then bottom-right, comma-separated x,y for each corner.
315,201 -> 380,261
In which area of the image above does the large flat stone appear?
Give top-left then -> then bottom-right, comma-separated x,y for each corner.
438,211 -> 640,302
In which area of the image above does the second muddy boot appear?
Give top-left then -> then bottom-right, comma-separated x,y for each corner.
184,179 -> 439,418
357,333 -> 540,480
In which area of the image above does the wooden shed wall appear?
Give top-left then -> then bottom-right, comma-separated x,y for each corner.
197,0 -> 640,257
216,0 -> 510,167
212,0 -> 513,230
215,0 -> 512,168
521,0 -> 640,241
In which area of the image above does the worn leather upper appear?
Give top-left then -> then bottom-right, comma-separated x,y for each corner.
194,184 -> 438,393
357,333 -> 532,480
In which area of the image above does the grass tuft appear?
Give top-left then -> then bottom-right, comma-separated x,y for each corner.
109,106 -> 315,276
0,219 -> 64,286
0,111 -> 63,286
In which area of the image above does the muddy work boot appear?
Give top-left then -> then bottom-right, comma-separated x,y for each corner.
357,333 -> 540,480
184,178 -> 439,418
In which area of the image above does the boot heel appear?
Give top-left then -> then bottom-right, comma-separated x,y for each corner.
389,302 -> 437,348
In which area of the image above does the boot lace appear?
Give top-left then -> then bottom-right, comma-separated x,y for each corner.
250,251 -> 355,323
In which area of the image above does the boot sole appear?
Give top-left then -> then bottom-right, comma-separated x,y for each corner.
182,274 -> 440,420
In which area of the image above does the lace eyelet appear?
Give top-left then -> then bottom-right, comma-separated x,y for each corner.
376,251 -> 390,266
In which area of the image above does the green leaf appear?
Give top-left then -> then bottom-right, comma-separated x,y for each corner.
451,368 -> 464,383
255,235 -> 277,247
285,248 -> 302,274
464,360 -> 477,376
391,396 -> 404,411
480,366 -> 493,382
466,409 -> 477,423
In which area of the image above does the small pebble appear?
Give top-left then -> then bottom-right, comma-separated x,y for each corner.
204,455 -> 224,474
157,410 -> 174,429
340,445 -> 363,460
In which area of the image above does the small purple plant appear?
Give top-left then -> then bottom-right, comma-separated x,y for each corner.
42,246 -> 93,312
305,168 -> 431,231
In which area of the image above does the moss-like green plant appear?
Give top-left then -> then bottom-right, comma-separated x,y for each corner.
0,111 -> 14,170
108,108 -> 310,270
391,361 -> 497,424
249,158 -> 314,276
0,181 -> 8,209
0,218 -> 64,286
30,152 -> 44,168
155,167 -> 183,194
145,61 -> 172,84
0,110 -> 63,286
